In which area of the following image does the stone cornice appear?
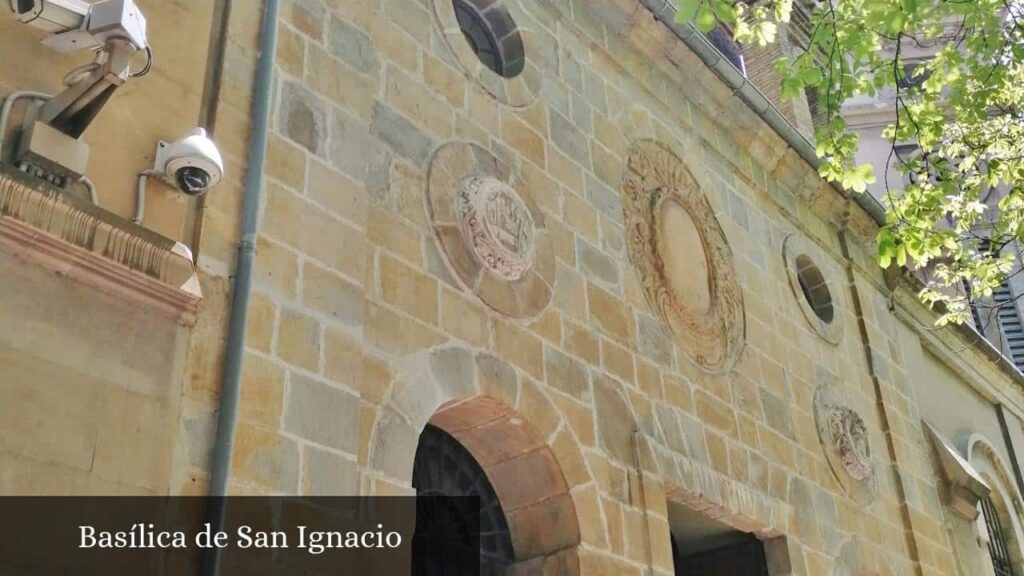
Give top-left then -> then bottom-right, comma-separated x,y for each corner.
0,169 -> 201,326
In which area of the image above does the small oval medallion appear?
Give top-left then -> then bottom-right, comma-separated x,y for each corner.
457,176 -> 537,282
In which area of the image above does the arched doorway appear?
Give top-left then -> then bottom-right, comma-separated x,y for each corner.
412,424 -> 515,575
400,395 -> 581,575
968,434 -> 1024,576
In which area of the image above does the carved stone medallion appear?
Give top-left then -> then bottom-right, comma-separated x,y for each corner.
457,176 -> 536,282
814,382 -> 877,503
828,406 -> 872,481
622,139 -> 745,373
427,141 -> 554,319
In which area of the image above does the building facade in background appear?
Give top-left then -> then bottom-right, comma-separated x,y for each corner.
1,0 -> 1023,574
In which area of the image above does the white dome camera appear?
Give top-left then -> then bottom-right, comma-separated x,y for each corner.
154,128 -> 224,197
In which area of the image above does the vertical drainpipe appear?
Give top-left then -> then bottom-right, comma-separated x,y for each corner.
201,0 -> 280,574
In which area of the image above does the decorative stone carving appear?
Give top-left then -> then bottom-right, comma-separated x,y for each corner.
457,176 -> 536,282
814,381 -> 878,503
427,141 -> 554,318
828,406 -> 872,481
621,139 -> 744,373
0,170 -> 201,325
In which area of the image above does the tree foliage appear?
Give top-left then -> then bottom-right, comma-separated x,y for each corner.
678,0 -> 1024,326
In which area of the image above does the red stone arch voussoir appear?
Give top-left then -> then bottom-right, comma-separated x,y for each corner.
430,396 -> 582,572
367,346 -> 585,573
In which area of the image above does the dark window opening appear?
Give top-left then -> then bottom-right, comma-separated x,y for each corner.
670,502 -> 769,576
453,0 -> 525,79
706,25 -> 746,75
412,424 -> 514,576
795,254 -> 835,324
897,61 -> 930,92
981,496 -> 1018,576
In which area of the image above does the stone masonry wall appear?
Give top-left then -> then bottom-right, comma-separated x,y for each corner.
192,0 -> 991,574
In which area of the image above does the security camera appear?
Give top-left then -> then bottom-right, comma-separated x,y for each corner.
153,128 -> 224,197
8,0 -> 88,33
8,0 -> 146,51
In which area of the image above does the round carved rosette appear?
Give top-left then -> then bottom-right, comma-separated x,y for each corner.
621,140 -> 745,373
814,383 -> 878,504
427,141 -> 554,318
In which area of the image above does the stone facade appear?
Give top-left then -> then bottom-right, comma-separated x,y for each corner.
1,0 -> 1024,575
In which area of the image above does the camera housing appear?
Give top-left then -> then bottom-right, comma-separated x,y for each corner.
9,0 -> 147,51
154,128 -> 224,197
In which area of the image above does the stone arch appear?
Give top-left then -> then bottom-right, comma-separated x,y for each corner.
967,433 -> 1024,573
367,345 -> 587,572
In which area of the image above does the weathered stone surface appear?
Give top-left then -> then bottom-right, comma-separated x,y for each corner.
440,288 -> 489,347
279,81 -> 327,155
303,445 -> 359,495
761,388 -> 795,440
277,308 -> 321,372
262,183 -> 367,280
239,353 -> 285,429
789,476 -> 822,546
245,291 -> 277,354
549,109 -> 590,168
517,378 -> 561,439
587,282 -> 634,344
302,263 -> 364,328
283,374 -> 361,454
585,173 -> 623,224
379,254 -> 438,325
364,303 -> 446,356
637,314 -> 675,369
601,338 -> 635,385
284,0 -> 325,40
328,16 -> 378,74
328,108 -> 391,187
494,320 -> 544,381
306,42 -> 377,119
476,352 -> 519,407
544,346 -> 591,401
577,237 -> 620,288
231,423 -> 299,493
385,65 -> 452,138
267,133 -> 307,191
550,426 -> 590,488
371,102 -> 435,166
429,347 -> 476,399
370,406 -> 419,481
593,376 -> 634,465
323,327 -> 360,388
307,161 -> 368,226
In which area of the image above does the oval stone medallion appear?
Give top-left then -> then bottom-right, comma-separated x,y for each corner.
427,141 -> 554,318
813,379 -> 878,504
622,139 -> 744,373
457,176 -> 537,282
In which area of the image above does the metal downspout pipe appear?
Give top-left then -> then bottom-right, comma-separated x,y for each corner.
201,0 -> 280,573
637,0 -> 888,225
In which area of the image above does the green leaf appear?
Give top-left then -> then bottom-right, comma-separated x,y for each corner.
695,6 -> 718,32
676,0 -> 701,23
